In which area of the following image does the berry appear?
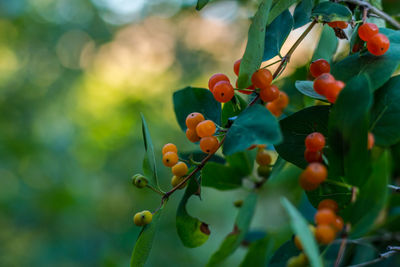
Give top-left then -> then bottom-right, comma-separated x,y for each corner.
133,210 -> 153,226
299,173 -> 320,191
325,80 -> 345,103
208,73 -> 230,92
328,21 -> 348,29
200,136 -> 219,154
315,224 -> 336,244
367,33 -> 390,56
302,163 -> 327,184
358,23 -> 379,42
305,132 -> 326,152
304,149 -> 323,163
171,175 -> 187,189
186,128 -> 201,143
213,80 -> 234,103
272,91 -> 289,109
185,112 -> 205,130
256,150 -> 272,165
162,151 -> 179,167
257,165 -> 271,178
132,174 -> 148,188
313,73 -> 336,95
310,59 -> 331,78
234,59 -> 241,76
172,161 -> 188,177
315,208 -> 336,225
162,143 -> 177,155
251,69 -> 273,89
260,85 -> 280,102
287,253 -> 308,267
196,120 -> 216,138
318,199 -> 339,213
333,216 -> 344,232
266,102 -> 282,117
368,132 -> 375,150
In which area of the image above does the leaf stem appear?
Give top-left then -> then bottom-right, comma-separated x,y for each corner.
146,185 -> 165,195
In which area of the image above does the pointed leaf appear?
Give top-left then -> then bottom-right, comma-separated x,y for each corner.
140,114 -> 159,189
312,25 -> 338,63
293,0 -> 314,29
311,2 -> 352,22
221,94 -> 247,127
267,0 -> 300,24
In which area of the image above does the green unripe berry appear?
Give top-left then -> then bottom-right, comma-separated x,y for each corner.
132,174 -> 148,188
133,210 -> 153,226
257,165 -> 271,178
286,253 -> 308,267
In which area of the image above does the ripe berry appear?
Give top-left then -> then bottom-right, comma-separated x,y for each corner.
171,175 -> 187,189
272,91 -> 289,109
251,69 -> 273,89
318,199 -> 339,213
333,216 -> 344,232
266,102 -> 282,117
162,143 -> 177,155
367,33 -> 390,56
315,208 -> 336,225
260,85 -> 280,102
213,80 -> 234,103
368,132 -> 375,150
315,224 -> 336,244
208,73 -> 230,92
162,151 -> 179,167
325,80 -> 345,103
313,73 -> 336,95
200,136 -> 219,154
257,165 -> 271,178
133,210 -> 153,226
310,59 -> 331,78
302,163 -> 327,184
185,112 -> 205,130
186,128 -> 201,143
256,150 -> 272,166
305,132 -> 326,152
328,21 -> 348,29
304,149 -> 323,163
172,161 -> 188,177
299,173 -> 320,191
196,120 -> 216,138
358,23 -> 379,42
234,59 -> 241,76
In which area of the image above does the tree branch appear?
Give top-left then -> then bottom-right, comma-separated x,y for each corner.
347,246 -> 400,267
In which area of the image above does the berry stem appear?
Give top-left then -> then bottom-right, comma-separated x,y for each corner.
324,179 -> 355,190
261,59 -> 282,69
146,185 -> 165,195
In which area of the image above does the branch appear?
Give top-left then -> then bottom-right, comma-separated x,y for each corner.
341,0 -> 400,29
347,246 -> 400,267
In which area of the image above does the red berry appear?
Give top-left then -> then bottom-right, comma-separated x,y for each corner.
272,91 -> 289,109
251,69 -> 273,89
315,208 -> 336,225
318,199 -> 339,213
266,102 -> 282,117
313,73 -> 336,96
304,149 -> 323,163
310,59 -> 331,78
234,59 -> 241,76
367,33 -> 390,56
368,132 -> 375,150
260,85 -> 280,102
305,132 -> 326,152
327,21 -> 338,28
358,23 -> 379,42
325,80 -> 344,104
208,73 -> 230,92
328,21 -> 348,29
301,163 -> 327,184
299,173 -> 320,191
333,216 -> 344,232
213,81 -> 234,103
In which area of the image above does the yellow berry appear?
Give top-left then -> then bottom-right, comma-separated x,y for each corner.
172,161 -> 188,177
162,143 -> 177,155
171,175 -> 187,189
133,210 -> 153,226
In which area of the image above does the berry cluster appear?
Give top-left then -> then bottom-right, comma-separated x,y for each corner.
358,23 -> 390,56
185,112 -> 220,154
311,59 -> 345,103
162,143 -> 189,189
327,21 -> 348,29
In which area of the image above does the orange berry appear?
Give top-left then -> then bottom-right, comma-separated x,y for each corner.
294,235 -> 303,250
196,120 -> 216,138
266,102 -> 282,117
333,216 -> 344,232
315,208 -> 336,225
304,149 -> 323,163
272,91 -> 289,109
313,73 -> 336,96
256,150 -> 272,166
367,33 -> 390,56
368,132 -> 375,150
234,59 -> 241,76
208,73 -> 230,92
299,173 -> 320,191
310,59 -> 331,78
318,199 -> 339,213
358,23 -> 379,42
185,112 -> 205,130
251,69 -> 273,89
172,161 -> 188,177
200,136 -> 219,154
162,143 -> 177,155
260,85 -> 280,102
186,128 -> 201,143
315,224 -> 336,244
302,163 -> 327,184
336,21 -> 348,29
162,151 -> 179,167
305,132 -> 326,152
213,81 -> 234,103
325,80 -> 345,103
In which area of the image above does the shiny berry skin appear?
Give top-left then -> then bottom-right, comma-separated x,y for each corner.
260,85 -> 280,102
196,120 -> 216,138
315,208 -> 336,225
162,143 -> 177,155
315,224 -> 336,244
208,73 -> 230,92
367,33 -> 390,56
172,161 -> 188,177
266,102 -> 282,117
304,149 -> 323,163
333,216 -> 344,232
305,132 -> 326,152
302,162 -> 327,184
310,59 -> 331,78
213,81 -> 234,103
186,128 -> 201,143
272,91 -> 289,109
256,150 -> 272,166
313,73 -> 336,95
299,173 -> 320,191
368,132 -> 375,150
185,112 -> 205,130
133,210 -> 153,226
325,80 -> 345,103
199,136 -> 219,154
251,69 -> 273,89
171,175 -> 187,189
162,151 -> 179,167
318,199 -> 339,213
358,23 -> 379,42
234,59 -> 241,76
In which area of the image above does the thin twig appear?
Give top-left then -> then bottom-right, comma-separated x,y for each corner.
347,246 -> 400,267
334,224 -> 351,267
388,184 -> 400,193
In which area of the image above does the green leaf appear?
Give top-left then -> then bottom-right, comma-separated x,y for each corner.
196,0 -> 210,10
267,0 -> 300,25
226,150 -> 256,177
130,209 -> 163,267
371,75 -> 400,147
263,9 -> 294,61
237,0 -> 273,88
281,198 -> 323,267
328,75 -> 372,187
207,193 -> 258,267
312,25 -> 338,63
311,2 -> 352,22
223,105 -> 282,155
323,240 -> 378,266
275,105 -> 330,169
221,94 -> 247,127
305,181 -> 352,210
295,81 -> 327,101
177,177 -> 210,248
268,241 -> 300,267
173,87 -> 221,131
332,28 -> 400,91
293,0 -> 314,29
140,114 -> 159,189
239,236 -> 275,267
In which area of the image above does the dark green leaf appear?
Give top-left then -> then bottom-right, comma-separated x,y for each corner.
267,0 -> 300,24
196,0 -> 210,10
140,114 -> 159,189
312,25 -> 338,63
323,240 -> 377,266
311,2 -> 352,22
221,94 -> 247,127
223,104 -> 282,155
173,87 -> 221,131
177,177 -> 210,248
305,181 -> 352,210
293,0 -> 314,29
295,81 -> 327,101
207,193 -> 258,266
240,236 -> 275,267
268,241 -> 300,267
130,209 -> 163,267
371,75 -> 400,147
226,150 -> 256,177
238,0 -> 273,88
281,198 -> 323,267
179,151 -> 225,165
263,9 -> 294,61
